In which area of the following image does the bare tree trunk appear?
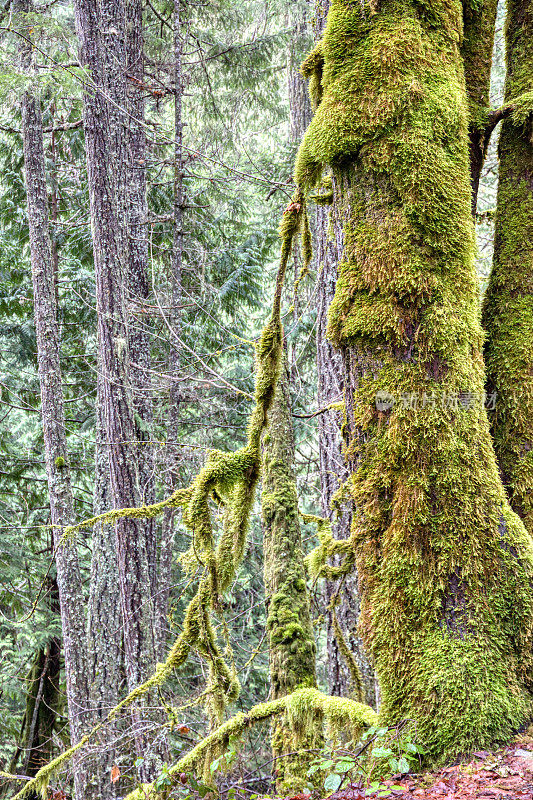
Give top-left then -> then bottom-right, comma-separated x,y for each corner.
262,353 -> 319,792
73,0 -> 157,765
311,0 -> 376,706
85,438 -> 121,800
126,0 -> 157,591
157,0 -> 185,660
6,579 -> 60,800
288,1 -> 312,144
16,6 -> 89,796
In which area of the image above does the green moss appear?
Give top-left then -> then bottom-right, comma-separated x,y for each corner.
298,0 -> 533,765
125,688 -> 378,800
13,192 -> 308,800
261,355 -> 319,790
482,0 -> 533,533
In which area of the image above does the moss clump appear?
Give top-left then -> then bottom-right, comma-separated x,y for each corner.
482,0 -> 533,532
298,0 -> 533,764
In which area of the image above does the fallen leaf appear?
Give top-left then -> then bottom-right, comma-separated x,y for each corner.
111,764 -> 120,783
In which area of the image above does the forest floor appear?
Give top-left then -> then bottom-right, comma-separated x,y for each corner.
325,735 -> 533,799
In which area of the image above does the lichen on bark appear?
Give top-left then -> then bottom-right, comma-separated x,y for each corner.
298,0 -> 533,762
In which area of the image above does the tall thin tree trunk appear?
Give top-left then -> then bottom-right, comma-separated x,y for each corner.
158,0 -> 185,660
262,353 -> 319,791
311,0 -> 376,706
73,0 -> 157,762
86,453 -> 121,800
16,6 -> 89,795
298,0 -> 533,759
126,0 -> 157,591
482,0 -> 533,531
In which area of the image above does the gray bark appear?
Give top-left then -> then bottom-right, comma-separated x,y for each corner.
126,0 -> 157,593
73,0 -> 157,766
86,434 -> 120,800
157,0 -> 185,661
288,1 -> 312,144
16,5 -> 89,796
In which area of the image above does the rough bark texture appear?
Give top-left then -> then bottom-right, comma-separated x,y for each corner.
312,0 -> 376,707
262,353 -> 319,790
461,0 -> 499,210
73,0 -> 157,767
296,0 -> 533,761
288,1 -> 313,144
482,0 -> 533,532
158,0 -> 185,661
17,8 -> 89,795
126,0 -> 157,592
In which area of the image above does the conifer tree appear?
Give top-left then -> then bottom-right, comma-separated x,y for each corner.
15,5 -> 89,795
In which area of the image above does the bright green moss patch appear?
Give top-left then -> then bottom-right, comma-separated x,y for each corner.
261,356 -> 319,791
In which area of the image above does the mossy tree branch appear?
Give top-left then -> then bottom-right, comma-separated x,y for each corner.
125,688 -> 377,800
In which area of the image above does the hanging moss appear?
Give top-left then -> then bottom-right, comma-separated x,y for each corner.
10,190 -> 310,800
482,0 -> 533,532
298,0 -> 533,764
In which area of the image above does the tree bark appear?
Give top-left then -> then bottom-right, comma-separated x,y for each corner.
262,353 -> 319,791
482,0 -> 533,532
126,0 -> 157,593
7,580 -> 61,800
72,0 -> 157,765
16,6 -> 89,795
311,0 -> 376,706
297,0 -> 533,760
157,0 -> 185,660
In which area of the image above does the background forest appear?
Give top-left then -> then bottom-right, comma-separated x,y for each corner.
0,0 -> 530,798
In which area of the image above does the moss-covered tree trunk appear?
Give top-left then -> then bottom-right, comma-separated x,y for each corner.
461,0 -> 498,209
482,0 -> 533,532
262,352 -> 319,789
312,0 -> 377,708
296,0 -> 533,761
